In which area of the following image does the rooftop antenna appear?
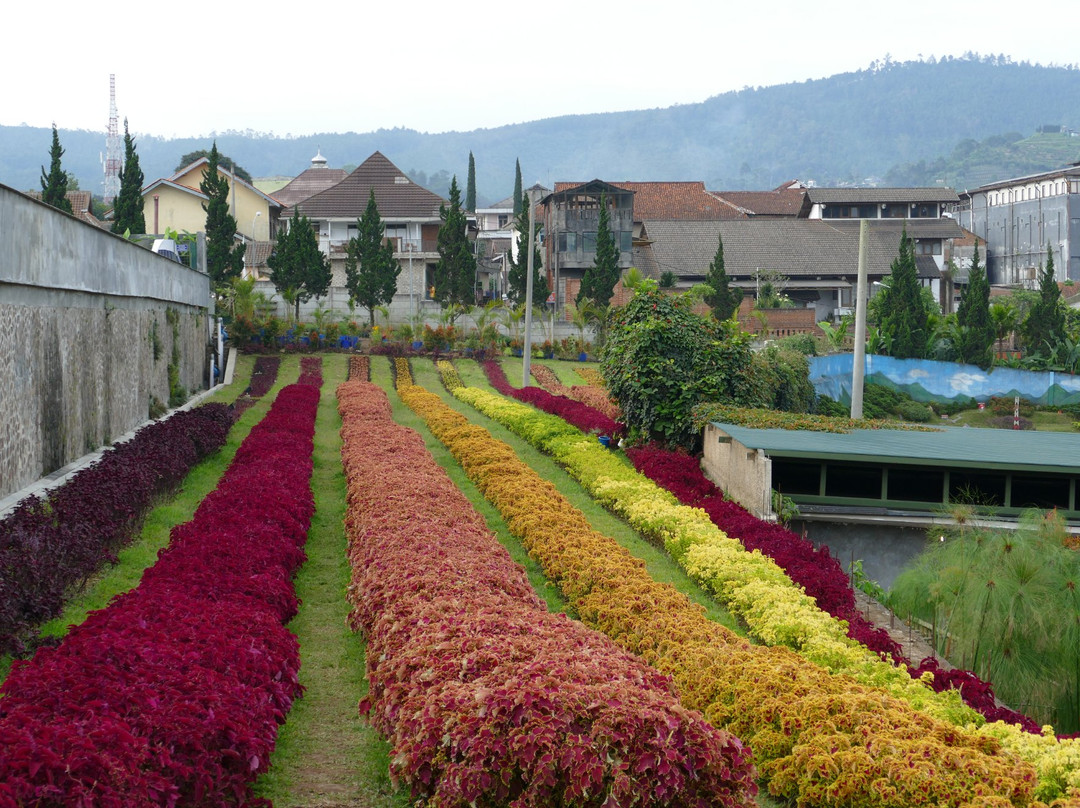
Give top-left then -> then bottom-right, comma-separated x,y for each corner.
102,74 -> 121,203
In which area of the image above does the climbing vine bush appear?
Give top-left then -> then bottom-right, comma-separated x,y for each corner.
602,287 -> 755,450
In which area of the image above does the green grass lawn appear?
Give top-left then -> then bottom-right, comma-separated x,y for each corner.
944,406 -> 1080,431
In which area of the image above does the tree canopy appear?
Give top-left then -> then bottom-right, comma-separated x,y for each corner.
111,119 -> 145,235
433,176 -> 477,313
344,190 -> 401,326
40,125 -> 73,214
267,209 -> 331,321
200,142 -> 245,288
576,196 -> 620,307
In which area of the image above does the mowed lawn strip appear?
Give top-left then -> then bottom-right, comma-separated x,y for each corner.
370,355 -> 568,614
412,356 -> 742,634
255,356 -> 408,807
0,353 -> 279,684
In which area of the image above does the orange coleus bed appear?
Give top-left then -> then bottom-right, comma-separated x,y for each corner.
394,357 -> 1045,808
337,376 -> 757,807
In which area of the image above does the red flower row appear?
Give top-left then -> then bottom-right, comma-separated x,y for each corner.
338,377 -> 756,807
482,360 -> 625,437
0,403 -> 235,657
0,364 -> 322,805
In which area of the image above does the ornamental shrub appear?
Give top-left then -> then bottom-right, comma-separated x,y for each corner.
602,286 -> 755,450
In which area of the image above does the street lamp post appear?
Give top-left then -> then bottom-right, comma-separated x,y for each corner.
522,184 -> 544,387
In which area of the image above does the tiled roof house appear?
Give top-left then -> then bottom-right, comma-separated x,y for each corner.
276,151 -> 450,312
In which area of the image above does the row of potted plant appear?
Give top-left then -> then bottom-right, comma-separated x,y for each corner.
0,403 -> 235,658
340,368 -> 758,807
400,358 -> 1041,807
0,368 -> 322,804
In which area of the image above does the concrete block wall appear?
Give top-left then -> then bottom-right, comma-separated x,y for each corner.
0,184 -> 210,500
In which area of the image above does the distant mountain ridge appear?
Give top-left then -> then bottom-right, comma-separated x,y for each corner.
4,56 -> 1080,205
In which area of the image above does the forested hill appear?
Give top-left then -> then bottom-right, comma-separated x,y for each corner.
4,55 -> 1080,205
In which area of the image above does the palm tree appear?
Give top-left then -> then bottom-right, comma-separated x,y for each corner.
990,301 -> 1019,356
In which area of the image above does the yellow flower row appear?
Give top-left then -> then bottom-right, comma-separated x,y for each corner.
392,359 -> 1043,808
450,379 -> 1080,802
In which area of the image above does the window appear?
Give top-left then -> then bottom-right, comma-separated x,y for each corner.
772,459 -> 821,496
558,232 -> 578,253
887,467 -> 944,504
915,240 -> 942,255
825,463 -> 883,499
582,231 -> 597,252
882,204 -> 907,218
620,231 -> 632,252
497,214 -> 509,228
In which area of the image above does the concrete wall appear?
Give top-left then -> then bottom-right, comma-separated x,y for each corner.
701,423 -> 774,520
0,184 -> 211,500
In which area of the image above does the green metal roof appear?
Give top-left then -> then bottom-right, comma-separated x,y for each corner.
711,422 -> 1080,474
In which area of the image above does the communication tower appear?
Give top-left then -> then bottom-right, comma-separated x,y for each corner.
102,74 -> 121,203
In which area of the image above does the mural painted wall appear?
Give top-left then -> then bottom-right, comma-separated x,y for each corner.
810,353 -> 1080,407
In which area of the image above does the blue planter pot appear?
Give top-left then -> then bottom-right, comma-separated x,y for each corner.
412,340 -> 424,350
579,352 -> 588,361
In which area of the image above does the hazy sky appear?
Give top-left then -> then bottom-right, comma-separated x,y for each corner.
5,0 -> 1077,139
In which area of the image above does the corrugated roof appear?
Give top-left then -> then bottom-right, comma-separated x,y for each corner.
806,187 -> 960,204
642,219 -> 915,279
281,151 -> 446,220
711,422 -> 1080,474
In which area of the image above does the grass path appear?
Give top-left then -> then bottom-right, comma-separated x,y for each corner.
254,356 -> 406,808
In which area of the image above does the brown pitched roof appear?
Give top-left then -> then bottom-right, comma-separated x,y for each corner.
26,189 -> 107,228
553,180 -> 745,220
270,165 -> 348,208
284,151 -> 446,220
710,188 -> 809,217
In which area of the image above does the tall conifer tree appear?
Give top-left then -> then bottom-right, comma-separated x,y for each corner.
434,177 -> 477,312
40,124 -> 73,214
344,189 -> 401,326
112,118 -> 146,235
703,232 -> 742,320
513,159 -> 523,215
267,209 -> 331,322
200,142 -> 245,288
1022,243 -> 1066,353
878,227 -> 930,358
506,193 -> 548,306
577,195 -> 620,306
465,152 -> 476,212
955,242 -> 993,368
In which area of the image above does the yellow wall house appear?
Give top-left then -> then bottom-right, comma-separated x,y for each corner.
141,157 -> 282,245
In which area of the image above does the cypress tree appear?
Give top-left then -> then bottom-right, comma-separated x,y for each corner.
1021,243 -> 1065,354
577,195 -> 620,307
513,159 -> 523,215
40,124 -> 73,214
955,242 -> 994,368
344,189 -> 401,326
878,227 -> 929,358
506,193 -> 549,306
434,177 -> 477,313
200,142 -> 245,288
465,152 -> 476,212
111,118 -> 146,235
703,232 -> 742,320
267,209 -> 331,322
